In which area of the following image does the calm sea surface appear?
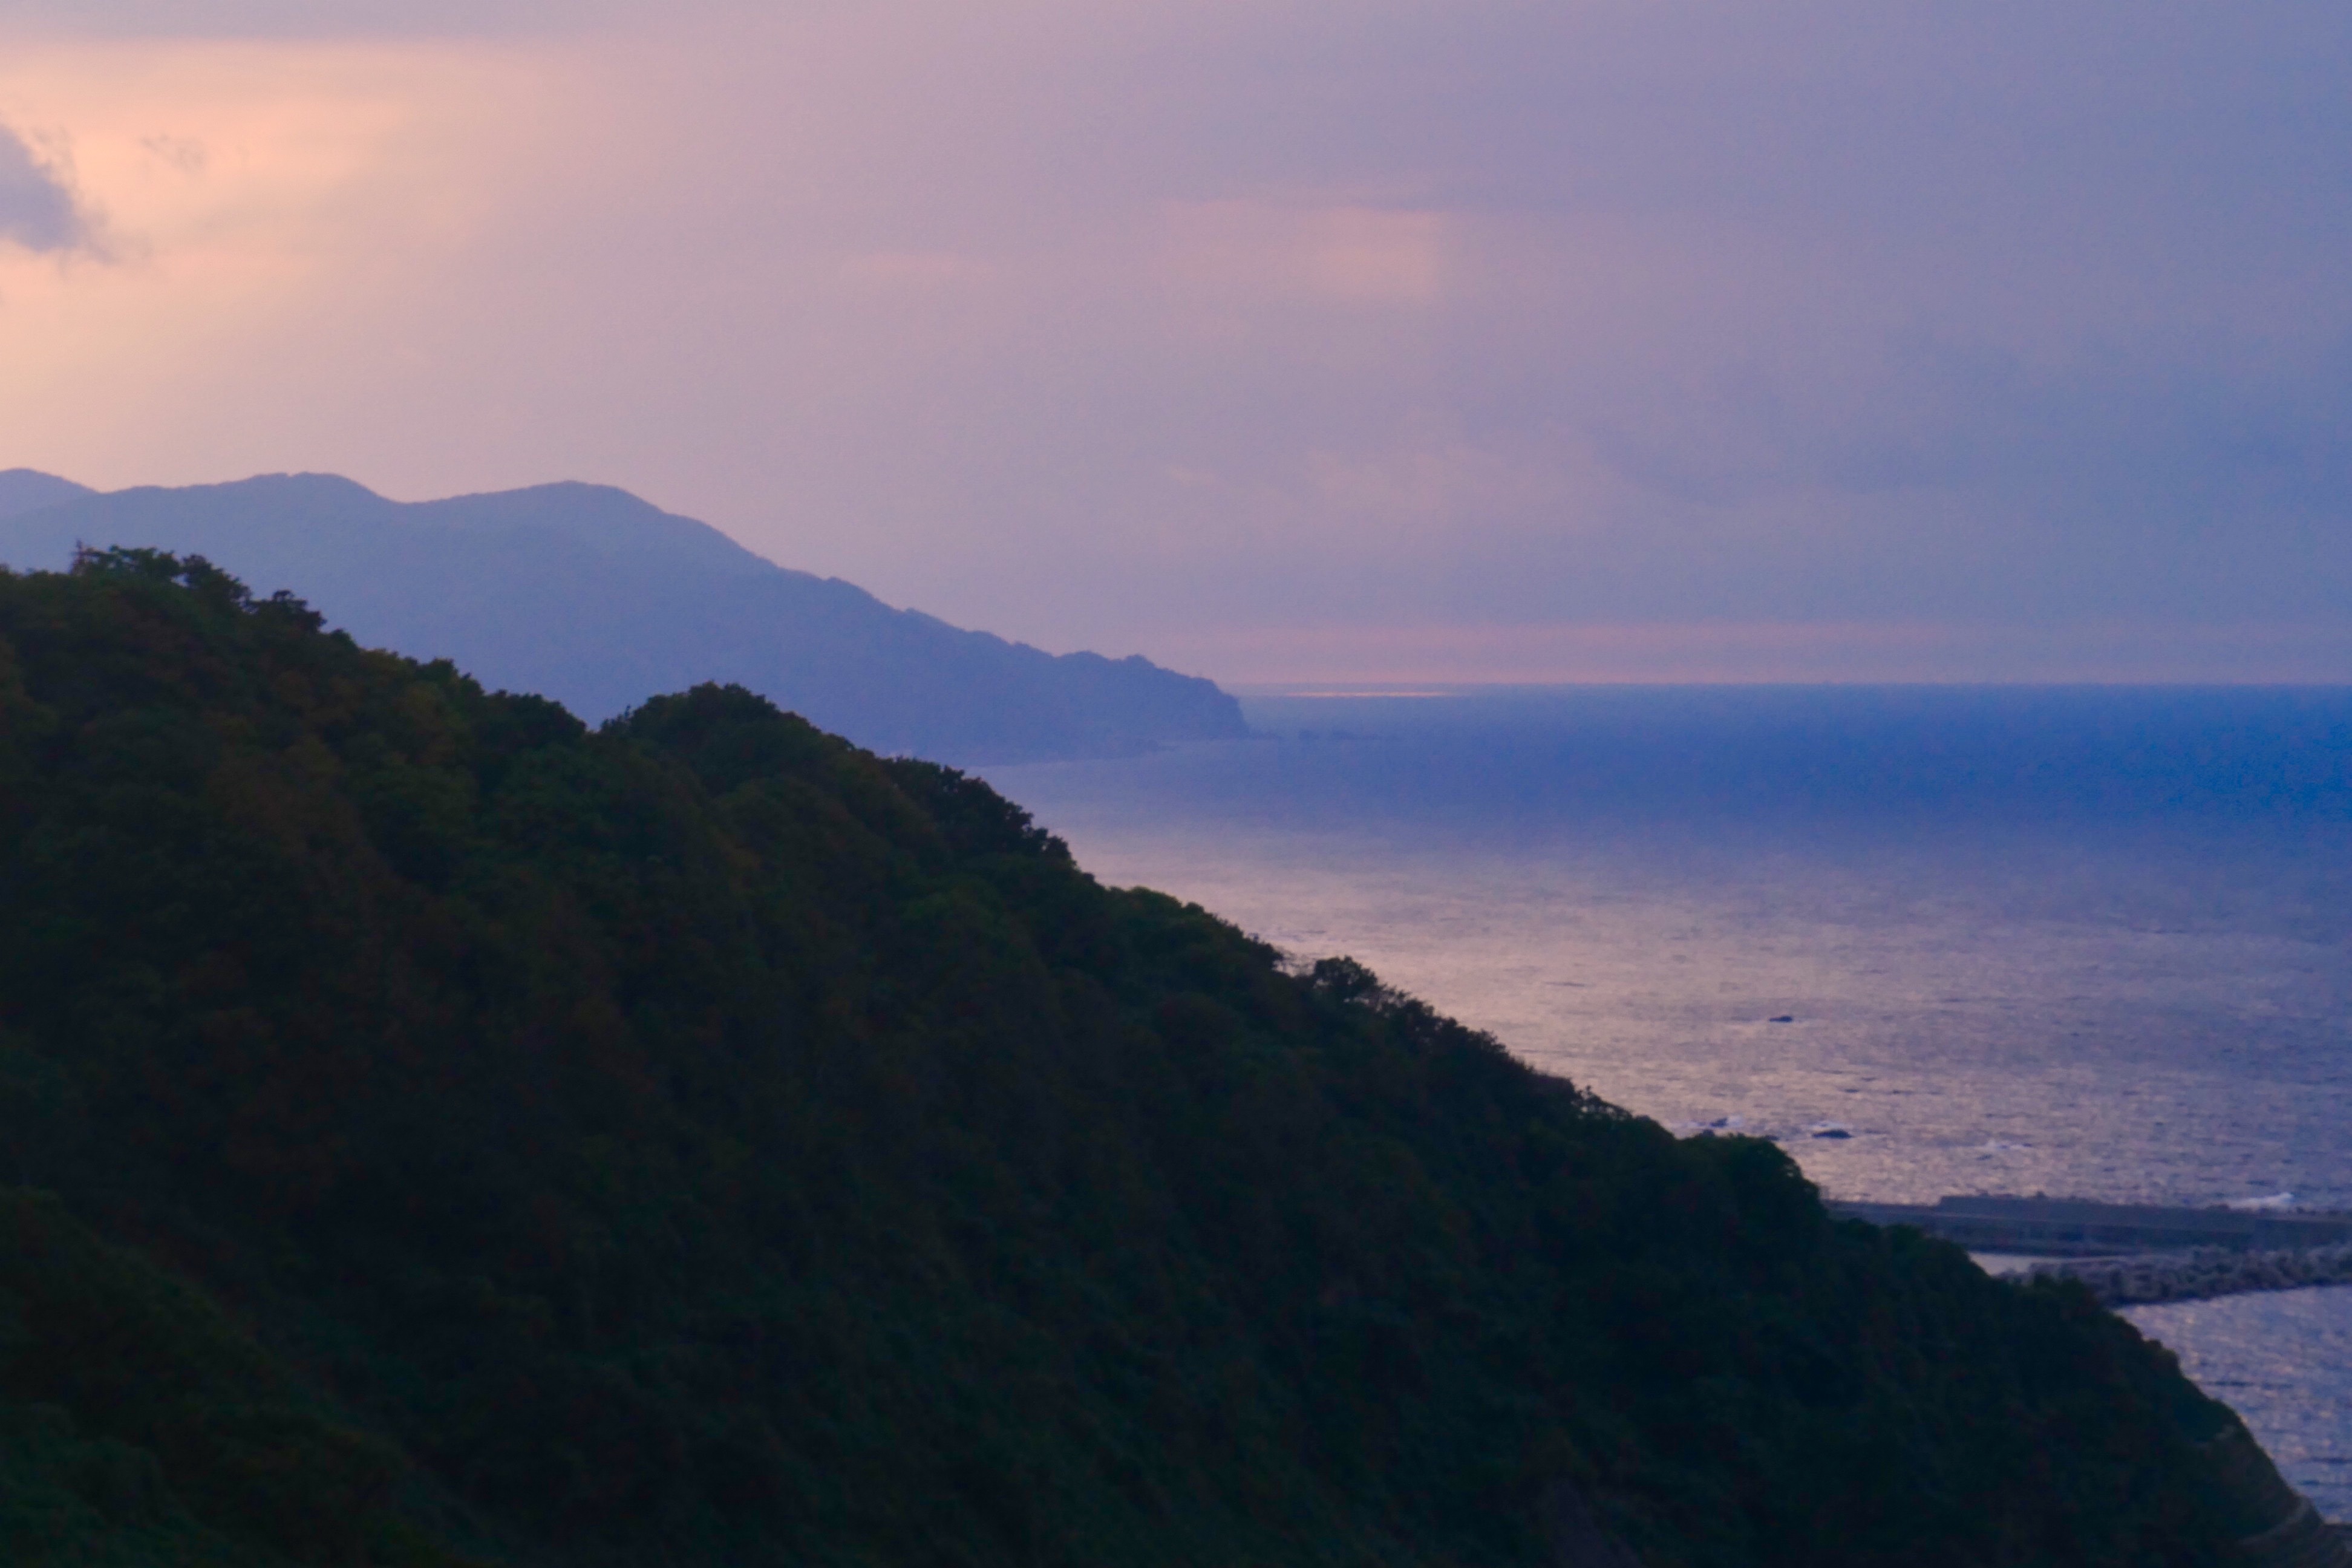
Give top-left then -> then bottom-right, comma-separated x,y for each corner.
981,686 -> 2352,1516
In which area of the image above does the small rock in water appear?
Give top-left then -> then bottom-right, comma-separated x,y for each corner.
1810,1126 -> 1853,1140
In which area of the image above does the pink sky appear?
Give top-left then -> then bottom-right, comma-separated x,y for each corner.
2,1 -> 2348,682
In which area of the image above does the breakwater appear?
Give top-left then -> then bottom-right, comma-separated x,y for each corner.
2031,1244 -> 2352,1307
1828,1195 -> 2352,1307
1829,1195 -> 2352,1258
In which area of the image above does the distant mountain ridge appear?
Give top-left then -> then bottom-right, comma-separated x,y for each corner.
0,468 -> 93,517
0,471 -> 1247,762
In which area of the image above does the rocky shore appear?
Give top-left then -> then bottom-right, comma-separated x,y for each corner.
2030,1243 -> 2352,1307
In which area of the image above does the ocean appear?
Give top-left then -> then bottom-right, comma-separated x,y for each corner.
979,685 -> 2352,1517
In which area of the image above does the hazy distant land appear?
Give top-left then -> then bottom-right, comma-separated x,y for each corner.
0,469 -> 1246,764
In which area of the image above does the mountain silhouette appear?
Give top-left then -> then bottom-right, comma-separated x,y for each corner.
0,468 -> 93,517
0,471 -> 1246,762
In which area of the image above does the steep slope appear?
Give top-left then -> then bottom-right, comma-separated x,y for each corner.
0,550 -> 2307,1567
0,474 -> 1245,762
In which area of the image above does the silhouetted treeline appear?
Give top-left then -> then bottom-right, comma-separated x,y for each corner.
0,550 -> 2273,1566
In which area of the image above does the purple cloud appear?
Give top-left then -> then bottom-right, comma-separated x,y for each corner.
0,125 -> 90,253
3,1 -> 2348,679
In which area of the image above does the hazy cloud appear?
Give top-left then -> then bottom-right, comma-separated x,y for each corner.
0,0 -> 635,36
1,1 -> 2348,679
0,123 -> 92,252
138,132 -> 206,174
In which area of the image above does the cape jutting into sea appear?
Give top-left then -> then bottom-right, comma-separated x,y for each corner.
983,684 -> 2352,1520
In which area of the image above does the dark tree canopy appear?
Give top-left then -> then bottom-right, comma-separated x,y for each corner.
0,552 -> 2270,1566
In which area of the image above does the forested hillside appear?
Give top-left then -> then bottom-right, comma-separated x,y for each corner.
0,550 -> 2295,1566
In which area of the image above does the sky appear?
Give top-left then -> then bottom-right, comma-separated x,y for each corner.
1,1 -> 2348,682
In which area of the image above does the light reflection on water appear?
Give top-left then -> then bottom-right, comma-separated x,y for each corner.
981,686 -> 2352,1517
2124,1288 -> 2352,1521
1010,823 -> 2352,1210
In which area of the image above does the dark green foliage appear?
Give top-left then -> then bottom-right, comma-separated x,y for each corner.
0,1189 -> 483,1567
0,551 -> 2253,1565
